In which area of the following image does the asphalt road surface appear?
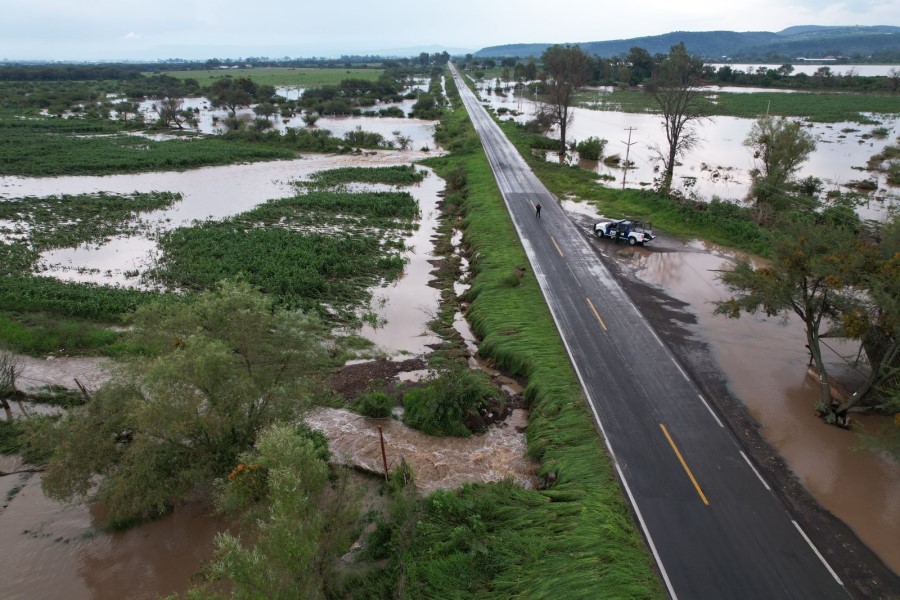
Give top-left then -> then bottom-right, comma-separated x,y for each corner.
448,63 -> 849,600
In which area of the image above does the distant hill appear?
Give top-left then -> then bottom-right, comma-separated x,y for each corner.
474,26 -> 900,60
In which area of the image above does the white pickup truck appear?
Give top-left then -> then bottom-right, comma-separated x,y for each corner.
594,219 -> 655,245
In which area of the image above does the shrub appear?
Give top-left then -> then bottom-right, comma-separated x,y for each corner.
354,390 -> 393,418
402,368 -> 500,437
575,136 -> 607,160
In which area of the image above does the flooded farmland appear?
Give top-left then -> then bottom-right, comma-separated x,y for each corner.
0,104 -> 538,596
479,84 -> 898,221
566,201 -> 900,572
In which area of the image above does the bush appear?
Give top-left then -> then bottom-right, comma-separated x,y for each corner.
575,136 -> 607,160
402,368 -> 500,437
354,390 -> 393,418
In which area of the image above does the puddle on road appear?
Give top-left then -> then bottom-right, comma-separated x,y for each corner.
305,407 -> 536,495
608,232 -> 900,572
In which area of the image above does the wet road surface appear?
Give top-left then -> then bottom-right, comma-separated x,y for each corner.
449,63 -> 848,599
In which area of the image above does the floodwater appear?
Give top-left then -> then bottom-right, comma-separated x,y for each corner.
566,201 -> 900,571
0,457 -> 226,600
706,64 -> 898,77
479,84 -> 898,220
353,170 -> 442,356
135,88 -> 432,146
0,151 -> 437,287
305,407 -> 536,494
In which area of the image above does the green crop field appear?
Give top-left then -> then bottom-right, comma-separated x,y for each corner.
156,67 -> 384,88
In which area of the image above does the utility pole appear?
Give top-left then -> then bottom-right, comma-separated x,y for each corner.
621,127 -> 637,190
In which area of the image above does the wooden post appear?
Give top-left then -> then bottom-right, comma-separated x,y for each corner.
378,426 -> 389,481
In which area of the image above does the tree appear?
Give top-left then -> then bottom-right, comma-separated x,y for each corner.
153,96 -> 191,129
743,116 -> 817,210
32,281 -> 333,525
646,43 -> 708,195
301,111 -> 319,127
184,424 -> 358,599
254,101 -> 278,122
208,77 -> 257,116
0,348 -> 25,421
715,218 -> 874,420
626,47 -> 654,85
839,216 -> 900,418
539,45 -> 591,157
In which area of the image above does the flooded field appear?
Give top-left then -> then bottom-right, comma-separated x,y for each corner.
480,85 -> 898,221
566,201 -> 900,571
0,100 -> 541,596
0,455 -> 226,600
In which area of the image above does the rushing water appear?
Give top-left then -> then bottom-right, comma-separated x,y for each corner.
564,200 -> 900,571
305,407 -> 535,495
479,84 -> 898,221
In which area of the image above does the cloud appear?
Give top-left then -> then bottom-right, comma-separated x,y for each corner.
123,32 -> 142,40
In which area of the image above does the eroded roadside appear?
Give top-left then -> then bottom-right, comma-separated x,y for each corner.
568,209 -> 900,598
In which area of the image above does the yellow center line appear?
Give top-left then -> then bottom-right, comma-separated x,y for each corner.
659,423 -> 710,506
550,236 -> 564,257
585,298 -> 608,331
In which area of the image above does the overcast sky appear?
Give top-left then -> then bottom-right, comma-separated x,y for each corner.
1,0 -> 897,61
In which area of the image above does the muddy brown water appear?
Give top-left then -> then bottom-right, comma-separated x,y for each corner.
1,140 -> 538,596
305,407 -> 536,494
0,457 -> 225,600
576,206 -> 900,572
479,83 -> 898,221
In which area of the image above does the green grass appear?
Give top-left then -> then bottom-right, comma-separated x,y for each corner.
0,275 -> 170,322
149,189 -> 418,320
493,118 -> 772,256
0,192 -> 180,256
0,116 -> 294,176
0,311 -> 123,356
157,67 -> 383,88
348,71 -> 663,598
577,88 -> 900,123
306,165 -> 426,187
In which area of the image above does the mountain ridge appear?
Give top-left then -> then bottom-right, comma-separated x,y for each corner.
474,25 -> 900,60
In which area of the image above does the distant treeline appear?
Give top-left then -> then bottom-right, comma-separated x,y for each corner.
0,55 -> 442,82
0,65 -> 147,81
463,53 -> 900,93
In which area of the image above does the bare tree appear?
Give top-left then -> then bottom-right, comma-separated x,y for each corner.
540,45 -> 591,157
153,97 -> 190,129
646,43 -> 708,195
0,349 -> 25,421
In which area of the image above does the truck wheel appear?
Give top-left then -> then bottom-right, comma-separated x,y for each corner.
629,237 -> 637,246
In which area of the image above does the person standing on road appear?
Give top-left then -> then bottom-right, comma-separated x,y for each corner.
535,202 -> 542,218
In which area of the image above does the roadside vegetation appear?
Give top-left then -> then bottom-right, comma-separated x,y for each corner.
326,70 -> 663,599
469,55 -> 900,455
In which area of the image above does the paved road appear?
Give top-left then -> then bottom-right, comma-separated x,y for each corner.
448,63 -> 848,599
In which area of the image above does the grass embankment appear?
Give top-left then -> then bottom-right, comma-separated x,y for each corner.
341,72 -> 662,598
577,88 -> 900,123
157,67 -> 383,88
